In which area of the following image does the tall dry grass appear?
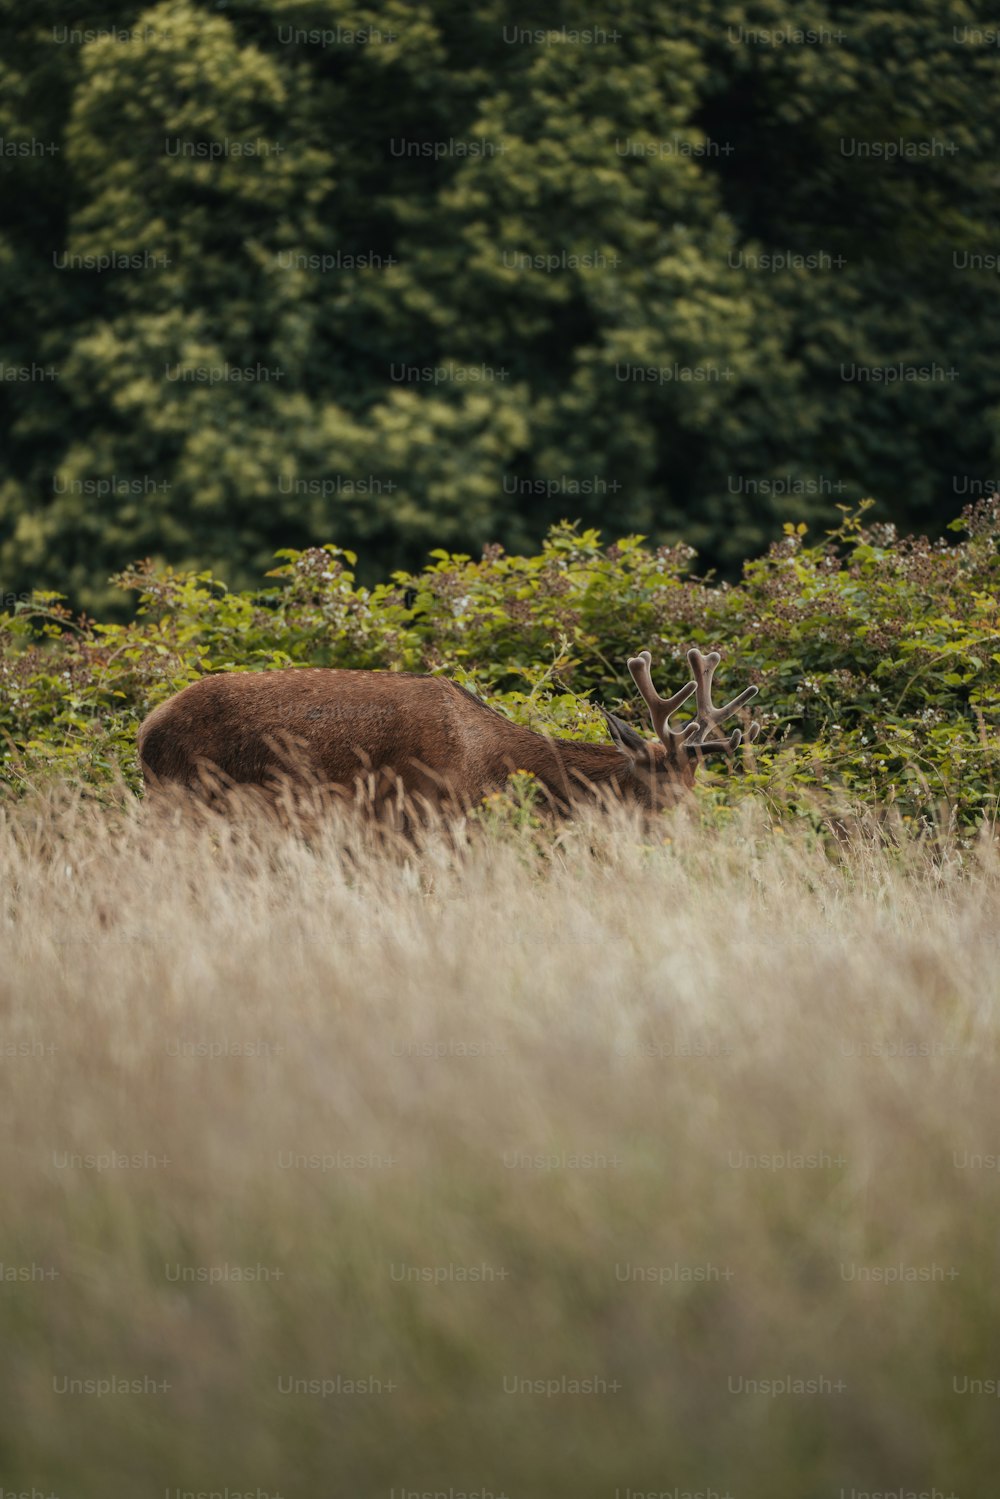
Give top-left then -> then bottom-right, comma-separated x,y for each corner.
2,789 -> 999,1497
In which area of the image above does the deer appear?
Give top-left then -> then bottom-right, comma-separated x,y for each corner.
137,647 -> 760,816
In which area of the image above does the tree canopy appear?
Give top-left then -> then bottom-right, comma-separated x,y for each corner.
1,0 -> 997,609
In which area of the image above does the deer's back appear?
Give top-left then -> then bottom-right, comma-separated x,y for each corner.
137,667 -> 518,800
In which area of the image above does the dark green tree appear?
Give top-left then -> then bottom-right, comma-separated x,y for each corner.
0,0 -> 997,609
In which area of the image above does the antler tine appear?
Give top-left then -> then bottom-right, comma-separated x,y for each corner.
686,647 -> 759,748
690,731 -> 742,756
626,650 -> 697,745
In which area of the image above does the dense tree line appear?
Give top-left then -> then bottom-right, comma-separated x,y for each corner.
1,0 -> 997,609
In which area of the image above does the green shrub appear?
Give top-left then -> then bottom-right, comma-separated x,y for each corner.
3,500 -> 1000,827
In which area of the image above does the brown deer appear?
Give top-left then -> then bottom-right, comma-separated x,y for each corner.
137,647 -> 760,814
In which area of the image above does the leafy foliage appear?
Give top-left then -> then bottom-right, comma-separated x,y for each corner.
1,0 -> 998,608
4,501 -> 1000,827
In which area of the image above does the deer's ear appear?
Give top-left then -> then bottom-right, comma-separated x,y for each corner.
600,708 -> 648,756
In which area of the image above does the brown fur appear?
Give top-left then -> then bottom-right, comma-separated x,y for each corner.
137,668 -> 700,814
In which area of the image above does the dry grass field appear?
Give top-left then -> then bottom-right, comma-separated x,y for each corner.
2,789 -> 1000,1496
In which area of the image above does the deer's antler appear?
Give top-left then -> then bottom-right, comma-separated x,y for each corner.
626,650 -> 698,746
685,647 -> 760,755
627,647 -> 760,758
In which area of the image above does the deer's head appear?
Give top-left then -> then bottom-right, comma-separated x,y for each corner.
602,647 -> 760,807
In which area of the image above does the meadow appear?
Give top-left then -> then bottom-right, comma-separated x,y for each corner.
2,786 -> 999,1497
4,1 -> 997,1487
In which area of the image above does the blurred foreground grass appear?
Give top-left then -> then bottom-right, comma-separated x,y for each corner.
1,791 -> 999,1496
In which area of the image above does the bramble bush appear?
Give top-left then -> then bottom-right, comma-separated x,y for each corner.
3,500 -> 1000,828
